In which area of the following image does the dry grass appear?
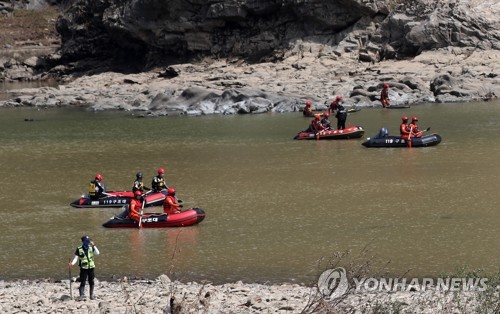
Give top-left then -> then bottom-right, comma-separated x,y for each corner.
302,250 -> 500,314
0,7 -> 59,47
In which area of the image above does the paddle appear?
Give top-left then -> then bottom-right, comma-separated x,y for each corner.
68,259 -> 73,300
412,127 -> 431,138
408,125 -> 413,148
141,189 -> 153,203
138,199 -> 145,229
315,128 -> 327,140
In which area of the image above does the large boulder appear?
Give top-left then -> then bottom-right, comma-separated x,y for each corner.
379,0 -> 500,58
56,0 -> 391,67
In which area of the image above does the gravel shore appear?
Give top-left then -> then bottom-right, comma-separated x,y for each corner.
1,275 -> 497,313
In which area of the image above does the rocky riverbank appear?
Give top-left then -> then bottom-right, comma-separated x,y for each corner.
1,47 -> 499,116
0,275 -> 497,313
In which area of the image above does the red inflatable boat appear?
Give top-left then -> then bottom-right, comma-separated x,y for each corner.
70,190 -> 167,208
294,126 -> 365,140
102,208 -> 206,228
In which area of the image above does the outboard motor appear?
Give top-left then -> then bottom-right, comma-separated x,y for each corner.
376,128 -> 389,138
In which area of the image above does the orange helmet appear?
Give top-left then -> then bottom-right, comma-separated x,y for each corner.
95,174 -> 103,181
402,116 -> 408,122
305,101 -> 312,106
336,95 -> 342,100
323,112 -> 329,117
158,168 -> 165,174
412,116 -> 418,121
314,114 -> 321,119
384,83 -> 389,88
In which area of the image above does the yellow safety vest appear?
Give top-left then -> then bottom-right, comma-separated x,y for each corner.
89,182 -> 97,197
78,246 -> 96,269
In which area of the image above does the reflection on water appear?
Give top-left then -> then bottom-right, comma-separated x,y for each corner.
0,80 -> 59,101
0,103 -> 499,283
116,227 -> 200,279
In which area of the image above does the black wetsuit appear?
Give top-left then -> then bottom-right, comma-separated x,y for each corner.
335,105 -> 348,130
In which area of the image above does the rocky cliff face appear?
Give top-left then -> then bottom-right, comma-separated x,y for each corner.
55,0 -> 389,66
385,0 -> 500,56
56,0 -> 500,68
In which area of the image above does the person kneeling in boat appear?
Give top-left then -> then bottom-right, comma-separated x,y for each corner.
129,190 -> 144,223
151,168 -> 169,192
116,190 -> 143,221
303,101 -> 313,116
132,172 -> 151,193
400,116 -> 411,140
89,174 -> 106,200
304,114 -> 323,133
321,112 -> 332,130
409,116 -> 422,138
312,114 -> 325,133
163,188 -> 183,215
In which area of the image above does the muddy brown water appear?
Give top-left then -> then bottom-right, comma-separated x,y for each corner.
0,103 -> 498,283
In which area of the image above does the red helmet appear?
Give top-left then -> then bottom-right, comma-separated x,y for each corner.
305,101 -> 311,106
323,112 -> 329,117
167,188 -> 175,195
314,114 -> 321,119
336,95 -> 342,100
412,116 -> 418,121
95,174 -> 103,181
402,116 -> 408,122
384,83 -> 389,88
134,190 -> 142,197
158,168 -> 165,174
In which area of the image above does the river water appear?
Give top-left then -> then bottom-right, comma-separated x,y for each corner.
0,103 -> 498,284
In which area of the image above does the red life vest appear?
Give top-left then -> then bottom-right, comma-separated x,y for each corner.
163,196 -> 180,214
400,123 -> 410,139
409,123 -> 421,137
129,199 -> 142,222
311,120 -> 324,132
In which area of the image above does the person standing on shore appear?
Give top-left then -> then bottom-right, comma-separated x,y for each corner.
380,83 -> 390,108
151,168 -> 169,192
69,235 -> 100,301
